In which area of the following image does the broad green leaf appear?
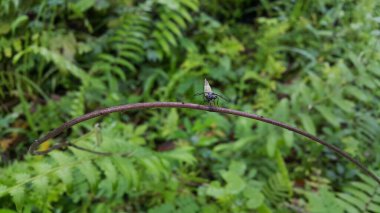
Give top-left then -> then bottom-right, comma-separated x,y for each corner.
300,114 -> 316,135
266,134 -> 278,157
283,130 -> 294,147
135,124 -> 148,136
71,0 -> 95,12
221,171 -> 246,194
0,21 -> 11,35
11,15 -> 28,32
316,105 -> 340,128
206,182 -> 226,198
330,96 -> 354,113
228,161 -> 246,176
246,194 -> 264,209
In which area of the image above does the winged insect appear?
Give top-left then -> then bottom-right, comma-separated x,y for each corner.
194,79 -> 230,106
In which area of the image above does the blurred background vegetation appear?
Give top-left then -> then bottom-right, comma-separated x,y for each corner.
1,0 -> 380,212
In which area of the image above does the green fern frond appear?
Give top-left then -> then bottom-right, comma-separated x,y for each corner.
150,0 -> 199,58
9,187 -> 24,212
149,196 -> 200,213
68,90 -> 85,118
0,121 -> 197,211
306,186 -> 344,213
0,71 -> 48,100
13,45 -> 90,83
262,172 -> 292,205
261,151 -> 292,206
337,173 -> 380,213
96,12 -> 150,75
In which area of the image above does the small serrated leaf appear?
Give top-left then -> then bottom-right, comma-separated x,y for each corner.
56,168 -> 73,185
14,173 -> 31,184
10,187 -> 24,211
77,161 -> 100,187
32,177 -> 49,197
0,184 -> 8,197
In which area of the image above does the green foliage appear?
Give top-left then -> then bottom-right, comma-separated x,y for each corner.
306,186 -> 344,213
304,172 -> 380,213
0,122 -> 196,211
1,0 -> 380,211
337,173 -> 380,212
199,160 -> 267,212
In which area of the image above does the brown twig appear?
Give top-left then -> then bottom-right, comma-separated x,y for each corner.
29,102 -> 380,185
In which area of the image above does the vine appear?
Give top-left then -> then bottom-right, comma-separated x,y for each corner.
29,102 -> 380,185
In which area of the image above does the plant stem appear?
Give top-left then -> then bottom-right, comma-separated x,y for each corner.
29,102 -> 380,185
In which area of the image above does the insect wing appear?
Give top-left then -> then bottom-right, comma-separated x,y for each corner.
204,79 -> 213,94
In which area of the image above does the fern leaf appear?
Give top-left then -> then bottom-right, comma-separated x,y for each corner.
165,11 -> 187,28
338,193 -> 366,210
368,203 -> 380,212
337,173 -> 380,213
32,177 -> 49,198
112,157 -> 139,189
179,0 -> 199,11
56,168 -> 73,186
111,66 -> 127,81
114,58 -> 136,72
161,146 -> 196,165
76,161 -> 100,188
306,186 -> 344,213
119,51 -> 142,62
153,32 -> 171,54
139,156 -> 167,180
160,27 -> 178,46
262,172 -> 292,205
158,21 -> 182,37
14,173 -> 31,183
0,184 -> 8,197
177,7 -> 193,22
10,187 -> 24,212
50,152 -> 75,185
96,158 -> 118,197
13,46 -> 90,82
148,203 -> 176,213
118,43 -> 145,55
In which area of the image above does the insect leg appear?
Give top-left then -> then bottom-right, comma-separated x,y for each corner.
194,92 -> 205,97
215,93 -> 230,102
203,96 -> 208,105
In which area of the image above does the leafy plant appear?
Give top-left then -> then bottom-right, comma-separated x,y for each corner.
1,0 -> 380,211
0,121 -> 196,211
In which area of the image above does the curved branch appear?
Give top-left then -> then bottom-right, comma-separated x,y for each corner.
29,102 -> 380,185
